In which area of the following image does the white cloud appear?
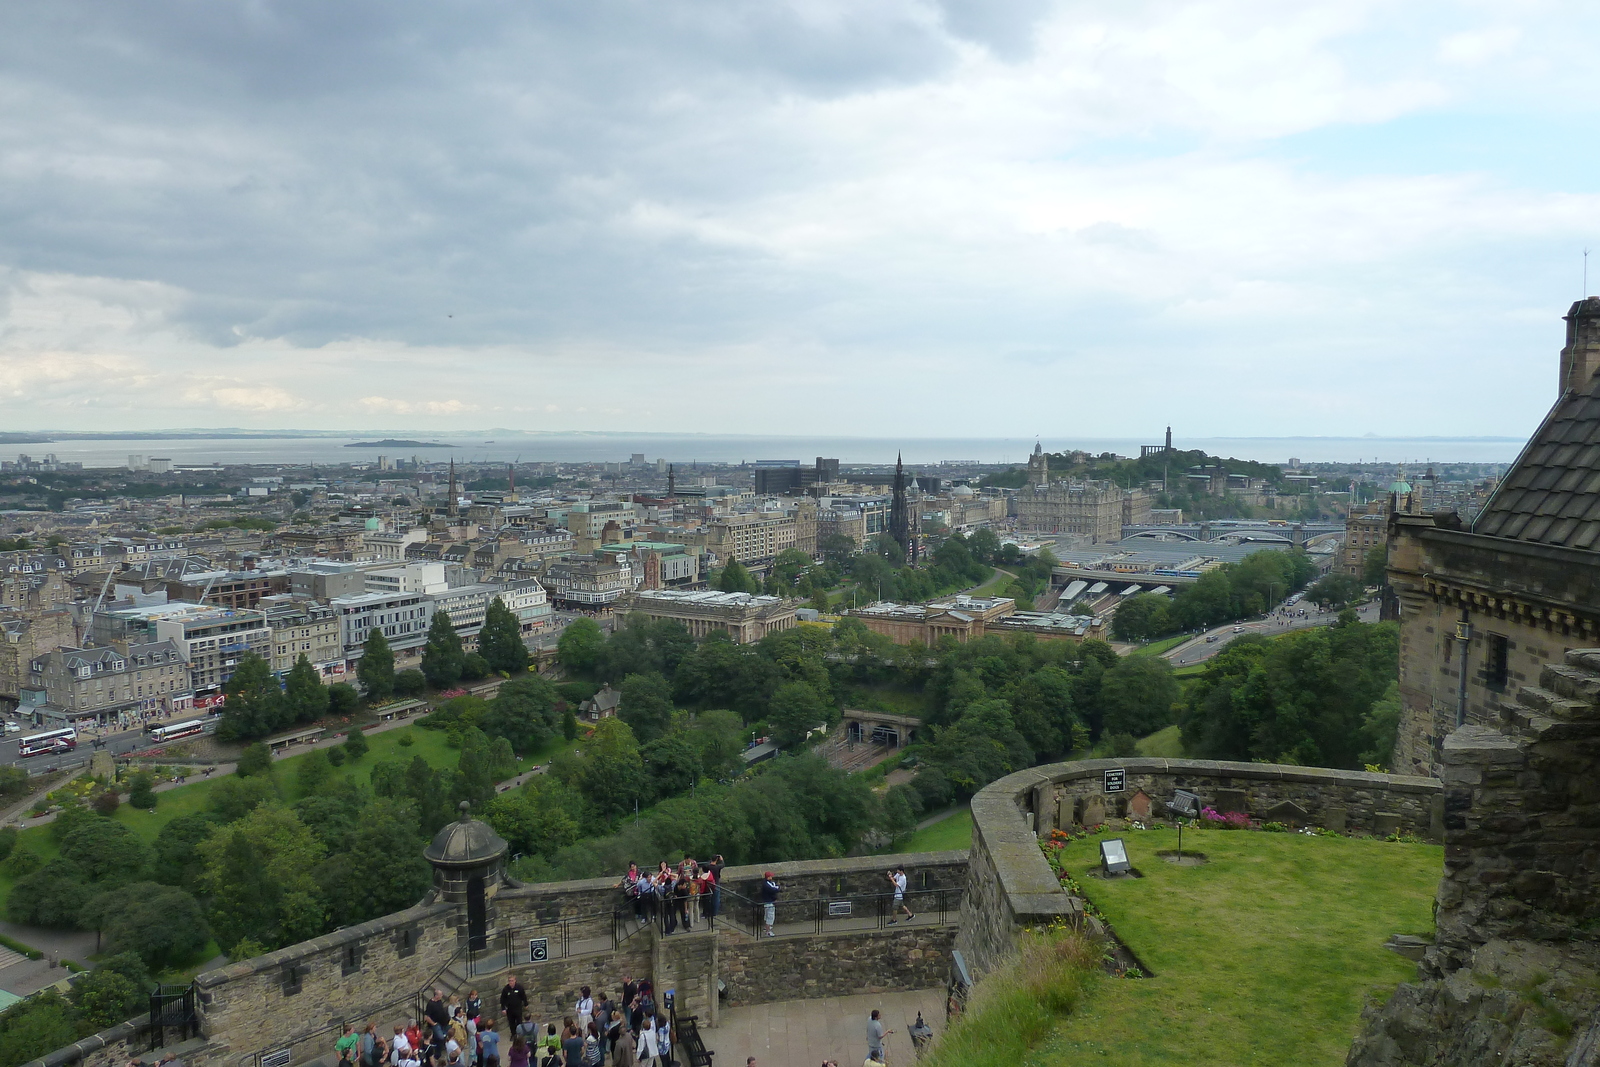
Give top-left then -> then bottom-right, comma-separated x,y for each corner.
0,2 -> 1593,438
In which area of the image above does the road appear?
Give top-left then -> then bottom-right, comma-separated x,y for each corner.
1163,599 -> 1383,668
0,609 -> 607,770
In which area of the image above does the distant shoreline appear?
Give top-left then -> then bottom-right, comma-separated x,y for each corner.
344,439 -> 455,448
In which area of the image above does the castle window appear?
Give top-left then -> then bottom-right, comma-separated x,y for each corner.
1485,633 -> 1509,689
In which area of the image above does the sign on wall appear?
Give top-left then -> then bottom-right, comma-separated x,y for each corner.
528,938 -> 549,963
1103,768 -> 1126,794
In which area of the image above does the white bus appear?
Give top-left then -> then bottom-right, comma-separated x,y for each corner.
18,727 -> 77,757
147,719 -> 207,744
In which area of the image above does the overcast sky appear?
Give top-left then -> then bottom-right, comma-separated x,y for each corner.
1,1 -> 1597,438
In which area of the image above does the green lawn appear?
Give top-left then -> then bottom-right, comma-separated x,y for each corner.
966,569 -> 1015,598
1039,829 -> 1441,1067
1135,725 -> 1183,758
1129,634 -> 1188,658
893,808 -> 972,853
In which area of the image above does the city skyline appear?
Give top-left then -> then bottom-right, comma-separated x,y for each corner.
2,3 -> 1598,438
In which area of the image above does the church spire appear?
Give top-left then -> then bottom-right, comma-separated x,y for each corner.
447,459 -> 458,518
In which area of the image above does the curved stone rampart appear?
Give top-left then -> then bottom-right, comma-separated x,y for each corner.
956,758 -> 1443,978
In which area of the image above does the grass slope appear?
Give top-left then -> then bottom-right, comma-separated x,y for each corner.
1135,725 -> 1183,758
1129,635 -> 1188,658
893,809 -> 973,854
1041,829 -> 1440,1067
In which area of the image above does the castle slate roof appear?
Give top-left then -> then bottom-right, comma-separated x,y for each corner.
1475,372 -> 1600,550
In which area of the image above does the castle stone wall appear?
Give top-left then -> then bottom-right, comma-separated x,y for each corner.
959,758 -> 1443,980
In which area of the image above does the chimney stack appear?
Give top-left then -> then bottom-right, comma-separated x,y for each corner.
1560,297 -> 1600,396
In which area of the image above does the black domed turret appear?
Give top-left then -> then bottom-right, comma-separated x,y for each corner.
425,802 -> 508,869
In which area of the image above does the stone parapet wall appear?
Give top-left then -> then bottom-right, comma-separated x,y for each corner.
195,900 -> 458,1065
20,1025 -> 209,1067
1032,758 -> 1441,838
959,758 -> 1443,980
718,925 -> 956,1008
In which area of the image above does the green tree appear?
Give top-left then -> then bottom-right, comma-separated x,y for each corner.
481,676 -> 560,754
343,727 -> 370,762
1111,594 -> 1172,642
283,655 -> 330,724
0,989 -> 80,1067
60,820 -> 149,885
461,652 -> 490,681
296,749 -> 335,796
71,954 -> 149,1030
394,669 -> 428,697
562,706 -> 579,740
479,597 -> 530,674
641,729 -> 703,799
315,798 -> 432,928
1360,681 -> 1403,769
357,628 -> 396,701
715,559 -> 759,594
0,766 -> 30,799
620,672 -> 675,743
451,729 -> 497,811
421,611 -> 466,689
557,617 -> 605,674
1306,573 -> 1366,611
80,883 -> 209,970
198,805 -> 327,954
327,681 -> 360,716
1099,657 -> 1180,738
485,777 -> 585,859
1363,545 -> 1390,587
767,680 -> 830,750
8,859 -> 91,927
149,813 -> 220,885
572,718 -> 648,820
235,741 -> 273,778
216,652 -> 284,741
208,775 -> 279,822
488,736 -> 517,781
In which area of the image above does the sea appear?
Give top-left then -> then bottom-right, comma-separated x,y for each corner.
7,433 -> 1525,469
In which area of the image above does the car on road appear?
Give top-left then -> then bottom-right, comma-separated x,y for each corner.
1233,625 -> 1245,633
3,721 -> 19,732
1205,635 -> 1220,643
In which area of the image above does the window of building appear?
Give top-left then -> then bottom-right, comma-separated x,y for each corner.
1486,633 -> 1509,689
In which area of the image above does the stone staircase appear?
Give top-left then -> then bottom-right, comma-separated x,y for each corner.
1498,649 -> 1600,741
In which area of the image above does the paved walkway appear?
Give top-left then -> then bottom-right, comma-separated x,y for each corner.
708,988 -> 944,1067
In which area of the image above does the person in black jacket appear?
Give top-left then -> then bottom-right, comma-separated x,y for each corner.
500,976 -> 529,1034
425,989 -> 451,1038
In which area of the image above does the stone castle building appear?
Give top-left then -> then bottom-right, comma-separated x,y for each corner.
1350,297 -> 1600,1063
1388,298 -> 1600,775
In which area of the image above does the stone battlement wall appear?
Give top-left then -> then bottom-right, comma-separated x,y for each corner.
194,900 -> 458,1065
957,758 -> 1443,979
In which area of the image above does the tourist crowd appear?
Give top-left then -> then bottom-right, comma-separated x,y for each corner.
342,973 -> 674,1067
617,856 -> 728,934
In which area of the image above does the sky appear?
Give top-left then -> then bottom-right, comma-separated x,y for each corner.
1,1 -> 1598,439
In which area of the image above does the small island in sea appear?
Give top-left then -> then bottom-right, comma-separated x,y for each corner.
345,439 -> 455,448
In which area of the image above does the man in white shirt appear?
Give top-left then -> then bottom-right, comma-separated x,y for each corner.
390,1026 -> 412,1067
886,867 -> 915,924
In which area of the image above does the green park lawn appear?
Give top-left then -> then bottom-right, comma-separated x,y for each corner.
1135,725 -> 1183,758
893,808 -> 973,853
1129,634 -> 1188,658
1037,828 -> 1441,1067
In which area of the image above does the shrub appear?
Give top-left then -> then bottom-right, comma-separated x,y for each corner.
92,791 -> 120,817
326,746 -> 346,767
0,825 -> 17,862
343,728 -> 370,762
397,732 -> 415,748
127,773 -> 157,810
1198,806 -> 1251,830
